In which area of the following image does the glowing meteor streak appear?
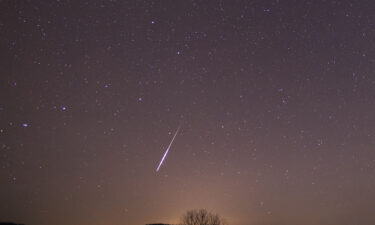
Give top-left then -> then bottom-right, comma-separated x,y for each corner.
156,126 -> 180,172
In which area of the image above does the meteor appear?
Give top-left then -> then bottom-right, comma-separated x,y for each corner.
156,126 -> 180,172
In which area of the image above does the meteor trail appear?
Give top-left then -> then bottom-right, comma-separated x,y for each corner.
156,126 -> 180,172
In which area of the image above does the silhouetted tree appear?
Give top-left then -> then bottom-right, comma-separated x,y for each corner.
180,209 -> 227,225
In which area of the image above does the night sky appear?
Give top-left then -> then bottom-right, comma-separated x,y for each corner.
1,1 -> 375,225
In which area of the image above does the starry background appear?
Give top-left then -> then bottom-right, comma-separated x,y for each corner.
1,1 -> 375,225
